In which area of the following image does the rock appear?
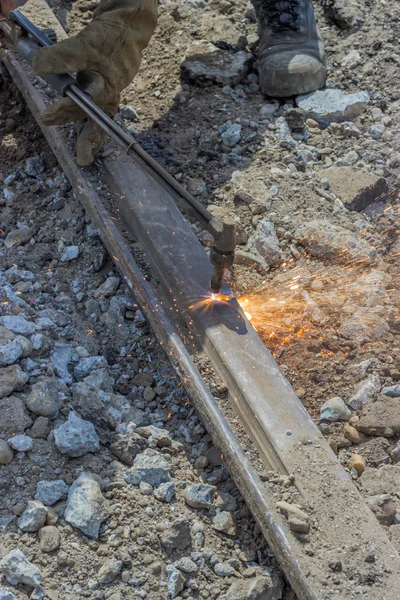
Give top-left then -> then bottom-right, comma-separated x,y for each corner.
39,526 -> 60,552
0,316 -> 35,336
154,481 -> 175,503
175,557 -> 198,574
295,220 -> 378,265
339,311 -> 389,345
160,518 -> 191,550
124,449 -> 170,486
0,395 -> 32,435
181,42 -> 252,87
0,365 -> 28,399
285,107 -> 306,131
133,372 -> 153,387
224,575 -> 278,600
356,437 -> 391,467
167,566 -> 185,598
274,116 -> 291,140
74,356 -> 108,379
366,494 -> 396,526
321,0 -> 364,31
187,178 -> 206,196
214,562 -> 236,577
120,105 -> 138,121
347,454 -> 366,475
320,397 -> 351,421
30,416 -> 51,440
184,484 -> 215,509
25,156 -> 44,177
35,480 -> 69,506
259,102 -> 279,116
70,383 -> 113,431
54,411 -> 100,457
323,167 -> 388,212
110,432 -> 147,466
212,511 -> 236,536
0,549 -> 42,587
4,226 -> 36,248
296,89 -> 370,128
389,524 -> 400,553
381,385 -> 400,398
347,375 -> 380,410
60,245 -> 79,262
0,589 -> 17,600
52,343 -> 73,384
18,500 -> 48,532
360,465 -> 400,497
0,334 -> 24,367
94,277 -> 120,298
220,123 -> 242,147
84,369 -> 114,392
356,397 -> 400,438
64,473 -> 109,539
343,423 -> 365,445
341,50 -> 362,70
0,439 -> 14,464
249,218 -> 281,267
328,121 -> 360,138
369,124 -> 385,140
391,441 -> 400,464
214,492 -> 237,512
27,378 -> 67,418
7,434 -> 33,452
97,559 -> 122,584
276,500 -> 310,534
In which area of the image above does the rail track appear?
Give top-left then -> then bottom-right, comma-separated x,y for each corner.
2,2 -> 400,598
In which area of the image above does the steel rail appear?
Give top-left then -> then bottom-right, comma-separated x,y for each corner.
0,46 -> 317,599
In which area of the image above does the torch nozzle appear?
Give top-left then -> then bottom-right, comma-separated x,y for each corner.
210,266 -> 225,295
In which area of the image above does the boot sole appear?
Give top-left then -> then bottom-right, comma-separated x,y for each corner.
260,63 -> 326,98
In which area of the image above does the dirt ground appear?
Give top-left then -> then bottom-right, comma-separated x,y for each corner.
1,0 -> 400,599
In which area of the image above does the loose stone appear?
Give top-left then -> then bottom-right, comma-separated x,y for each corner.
54,411 -> 100,457
64,473 -> 109,539
320,397 -> 351,422
18,501 -> 48,532
0,439 -> 14,465
184,484 -> 215,509
7,435 -> 33,452
0,550 -> 42,587
39,526 -> 60,552
35,480 -> 69,506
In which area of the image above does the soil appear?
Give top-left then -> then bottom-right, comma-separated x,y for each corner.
1,0 -> 400,599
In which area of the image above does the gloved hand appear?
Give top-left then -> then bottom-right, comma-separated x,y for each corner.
32,0 -> 158,166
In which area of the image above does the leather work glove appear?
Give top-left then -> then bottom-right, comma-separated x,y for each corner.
32,0 -> 158,166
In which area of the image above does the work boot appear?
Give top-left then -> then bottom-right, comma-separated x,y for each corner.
252,0 -> 326,97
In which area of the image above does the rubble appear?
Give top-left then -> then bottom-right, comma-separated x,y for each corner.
124,449 -> 171,486
356,397 -> 400,437
0,550 -> 42,587
320,397 -> 351,421
27,378 -> 66,417
296,89 -> 370,128
35,480 -> 69,506
295,220 -> 379,265
18,501 -> 48,532
38,526 -> 60,552
181,41 -> 252,87
323,167 -> 388,212
54,411 -> 100,457
347,375 -> 380,410
64,474 -> 108,538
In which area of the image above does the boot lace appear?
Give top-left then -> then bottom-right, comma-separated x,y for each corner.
261,0 -> 303,33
